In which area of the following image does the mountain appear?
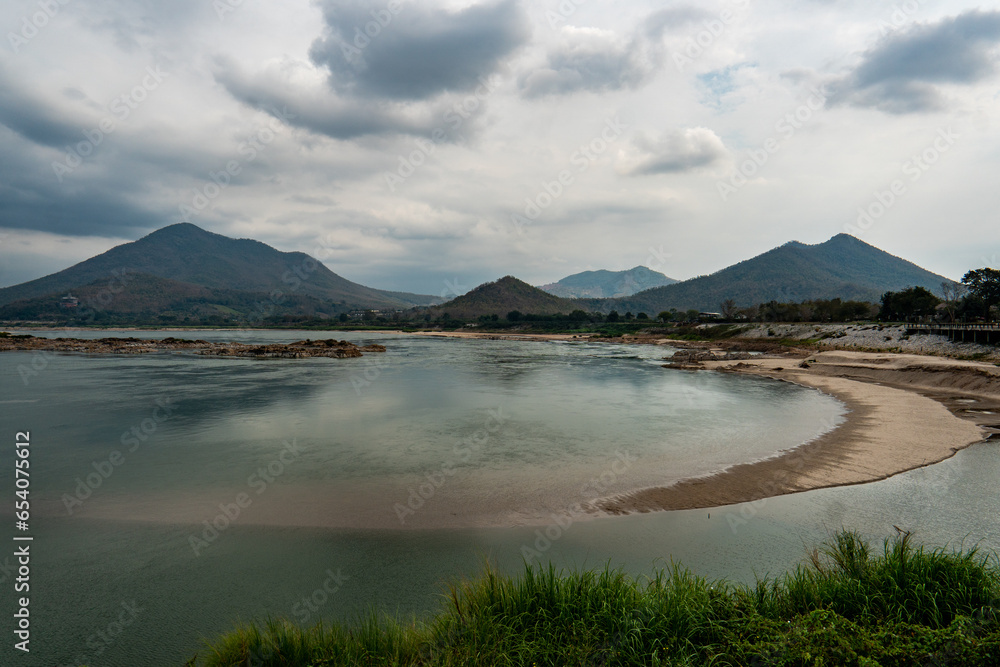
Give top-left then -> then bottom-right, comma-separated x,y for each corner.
431,276 -> 581,319
539,266 -> 677,299
582,234 -> 955,314
0,223 -> 437,320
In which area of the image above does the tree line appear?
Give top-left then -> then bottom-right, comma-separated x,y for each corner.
879,268 -> 1000,322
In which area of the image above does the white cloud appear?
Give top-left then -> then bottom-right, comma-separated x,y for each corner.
0,0 -> 997,292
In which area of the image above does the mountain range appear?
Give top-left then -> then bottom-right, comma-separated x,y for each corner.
0,223 -> 437,322
538,267 -> 676,299
584,234 -> 953,314
0,225 -> 956,323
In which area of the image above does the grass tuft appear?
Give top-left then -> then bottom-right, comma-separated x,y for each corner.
193,531 -> 1000,666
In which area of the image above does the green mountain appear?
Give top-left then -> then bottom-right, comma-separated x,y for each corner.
431,276 -> 581,319
582,234 -> 955,314
539,266 -> 676,299
0,223 -> 437,321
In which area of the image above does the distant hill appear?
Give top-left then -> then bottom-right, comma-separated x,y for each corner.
539,266 -> 676,298
581,234 -> 955,314
0,223 -> 437,320
432,276 -> 581,319
0,272 -> 356,323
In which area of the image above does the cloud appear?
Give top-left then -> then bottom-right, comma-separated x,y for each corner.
642,6 -> 717,40
309,0 -> 529,101
828,10 -> 1000,114
619,127 -> 729,176
519,26 -> 658,97
518,6 -> 713,99
0,64 -> 83,148
212,56 -> 452,140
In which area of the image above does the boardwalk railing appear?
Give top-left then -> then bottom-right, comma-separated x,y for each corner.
907,323 -> 1000,345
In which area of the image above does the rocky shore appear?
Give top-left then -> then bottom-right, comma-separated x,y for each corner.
0,333 -> 386,358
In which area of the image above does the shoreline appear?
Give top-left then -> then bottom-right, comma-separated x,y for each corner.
598,351 -> 998,516
8,325 -> 1000,523
0,333 -> 386,358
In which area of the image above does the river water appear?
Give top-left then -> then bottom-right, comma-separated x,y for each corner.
0,330 -> 996,666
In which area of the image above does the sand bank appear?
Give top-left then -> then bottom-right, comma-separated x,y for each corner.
598,350 -> 998,515
405,330 -> 590,342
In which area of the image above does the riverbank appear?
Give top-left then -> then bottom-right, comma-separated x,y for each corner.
0,333 -> 386,358
598,350 -> 998,516
194,530 -> 1000,666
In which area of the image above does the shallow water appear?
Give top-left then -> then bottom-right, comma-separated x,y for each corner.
1,330 -> 995,666
3,331 -> 843,530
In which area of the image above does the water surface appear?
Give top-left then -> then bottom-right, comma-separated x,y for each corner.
3,330 -> 994,666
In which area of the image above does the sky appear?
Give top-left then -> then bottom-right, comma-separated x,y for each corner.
1,0 -> 999,298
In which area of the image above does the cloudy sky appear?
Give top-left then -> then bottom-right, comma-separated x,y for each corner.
1,0 -> 999,296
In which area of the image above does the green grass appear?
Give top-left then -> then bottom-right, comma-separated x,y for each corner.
192,531 -> 1000,666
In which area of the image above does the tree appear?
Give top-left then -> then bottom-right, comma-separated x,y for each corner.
879,287 -> 940,321
636,312 -> 649,320
607,310 -> 620,322
569,309 -> 588,321
940,281 -> 966,323
962,269 -> 1000,320
624,311 -> 634,321
657,311 -> 672,322
720,299 -> 738,320
507,310 -> 523,322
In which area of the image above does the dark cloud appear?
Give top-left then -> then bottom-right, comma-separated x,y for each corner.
212,56 -> 456,140
0,66 -> 83,148
309,0 -> 529,100
0,141 -> 165,238
623,127 -> 728,175
829,10 -> 1000,113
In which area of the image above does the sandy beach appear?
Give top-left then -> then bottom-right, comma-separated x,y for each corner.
599,350 -> 1000,515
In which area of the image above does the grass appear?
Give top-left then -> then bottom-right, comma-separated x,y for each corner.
190,530 -> 1000,666
662,324 -> 750,341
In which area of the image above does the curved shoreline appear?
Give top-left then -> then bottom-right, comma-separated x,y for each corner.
598,351 -> 997,515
